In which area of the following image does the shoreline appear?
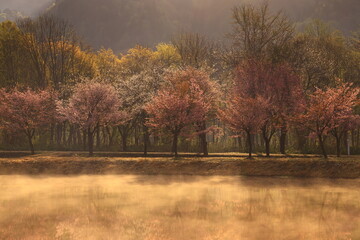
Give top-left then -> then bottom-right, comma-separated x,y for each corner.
0,153 -> 359,178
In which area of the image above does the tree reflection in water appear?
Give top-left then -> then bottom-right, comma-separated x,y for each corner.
0,175 -> 359,240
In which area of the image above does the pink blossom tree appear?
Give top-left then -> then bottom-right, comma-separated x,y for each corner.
145,69 -> 212,157
164,67 -> 218,156
0,88 -> 57,154
330,114 -> 359,157
235,59 -> 303,154
58,81 -> 125,156
220,96 -> 269,158
297,81 -> 359,158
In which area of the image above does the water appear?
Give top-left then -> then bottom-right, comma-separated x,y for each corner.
0,175 -> 359,240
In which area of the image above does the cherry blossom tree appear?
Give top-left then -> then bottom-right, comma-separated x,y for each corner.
220,96 -> 269,158
164,67 -> 218,156
0,88 -> 57,154
330,114 -> 360,157
145,69 -> 212,157
115,69 -> 165,154
58,81 -> 125,156
297,81 -> 359,158
235,59 -> 303,154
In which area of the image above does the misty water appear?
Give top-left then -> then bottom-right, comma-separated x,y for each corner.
0,175 -> 359,240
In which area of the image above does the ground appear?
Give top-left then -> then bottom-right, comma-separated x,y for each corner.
0,151 -> 359,178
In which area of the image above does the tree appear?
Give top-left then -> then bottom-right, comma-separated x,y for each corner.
172,33 -> 215,68
220,96 -> 269,158
230,2 -> 294,62
164,67 -> 218,156
153,43 -> 182,68
119,45 -> 155,76
330,115 -> 359,157
58,81 -> 125,156
17,14 -> 80,89
0,21 -> 32,88
145,69 -> 212,157
0,88 -> 57,154
115,68 -> 165,153
290,20 -> 350,93
297,81 -> 359,158
96,48 -> 121,82
234,59 -> 303,155
115,44 -> 181,154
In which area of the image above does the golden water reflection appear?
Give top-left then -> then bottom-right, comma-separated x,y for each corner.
0,175 -> 359,240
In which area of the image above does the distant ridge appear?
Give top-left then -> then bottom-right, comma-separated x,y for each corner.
40,0 -> 360,52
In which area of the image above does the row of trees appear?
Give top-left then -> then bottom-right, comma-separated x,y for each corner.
0,3 -> 359,158
0,64 -> 358,158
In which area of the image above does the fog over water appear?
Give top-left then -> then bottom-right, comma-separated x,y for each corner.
0,175 -> 359,239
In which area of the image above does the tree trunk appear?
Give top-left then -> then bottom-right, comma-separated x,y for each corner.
280,126 -> 287,154
106,126 -> 115,147
199,133 -> 208,157
118,126 -> 130,152
83,130 -> 87,151
238,136 -> 242,153
27,133 -> 35,155
134,127 -> 139,146
96,126 -> 101,149
76,129 -> 81,146
50,124 -> 54,146
197,121 -> 208,156
318,134 -> 328,159
295,128 -> 307,154
143,124 -> 149,156
261,128 -> 271,157
121,134 -> 128,152
265,139 -> 270,157
88,128 -> 94,156
172,132 -> 179,157
62,122 -> 67,146
56,124 -> 62,146
247,131 -> 252,158
67,125 -> 74,147
335,136 -> 341,157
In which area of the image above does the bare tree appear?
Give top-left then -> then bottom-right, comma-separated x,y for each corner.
172,32 -> 216,69
17,14 -> 80,90
230,2 -> 294,61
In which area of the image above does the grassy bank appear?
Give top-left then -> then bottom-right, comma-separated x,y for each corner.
0,152 -> 359,178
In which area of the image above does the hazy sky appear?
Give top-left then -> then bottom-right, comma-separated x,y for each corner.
0,0 -> 51,15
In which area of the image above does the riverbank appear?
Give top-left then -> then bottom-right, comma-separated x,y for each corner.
0,152 -> 359,178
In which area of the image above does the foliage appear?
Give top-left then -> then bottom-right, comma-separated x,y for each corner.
0,2 -> 359,157
0,88 -> 57,154
0,21 -> 32,88
145,68 -> 214,156
227,59 -> 303,156
296,81 -> 360,158
58,81 -> 124,130
58,81 -> 125,155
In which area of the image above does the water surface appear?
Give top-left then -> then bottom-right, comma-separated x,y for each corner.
0,175 -> 359,240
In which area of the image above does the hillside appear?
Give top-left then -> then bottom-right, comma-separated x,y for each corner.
0,0 -> 52,16
0,9 -> 25,22
26,0 -> 360,52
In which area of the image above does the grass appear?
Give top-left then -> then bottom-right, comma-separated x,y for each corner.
0,151 -> 359,178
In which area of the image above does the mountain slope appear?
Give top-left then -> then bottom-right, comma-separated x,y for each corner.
47,0 -> 360,52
